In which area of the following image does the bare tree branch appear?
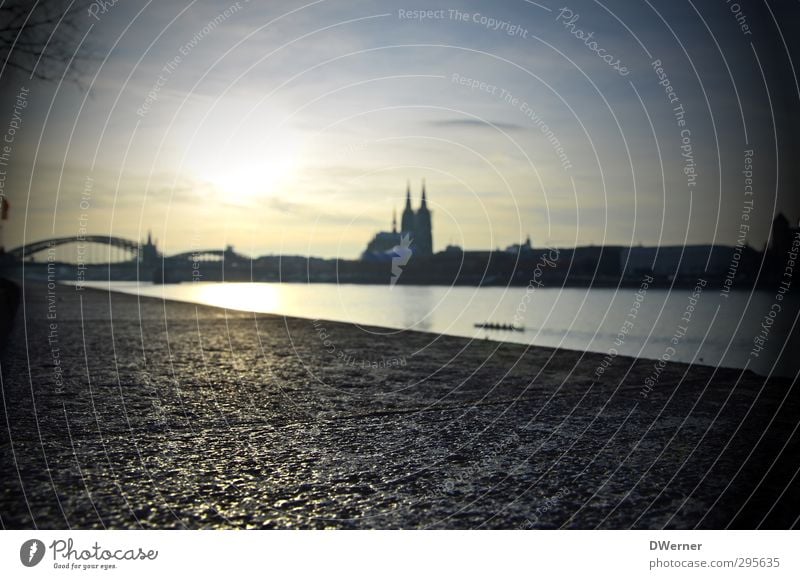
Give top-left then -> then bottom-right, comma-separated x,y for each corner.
0,0 -> 92,83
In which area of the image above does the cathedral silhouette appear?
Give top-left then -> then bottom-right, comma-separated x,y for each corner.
362,181 -> 433,260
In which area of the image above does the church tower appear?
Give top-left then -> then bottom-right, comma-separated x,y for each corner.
415,180 -> 433,256
401,181 -> 416,236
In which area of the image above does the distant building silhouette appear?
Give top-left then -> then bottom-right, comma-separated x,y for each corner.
505,235 -> 533,255
770,213 -> 799,254
362,181 -> 433,260
766,213 -> 800,283
140,231 -> 159,268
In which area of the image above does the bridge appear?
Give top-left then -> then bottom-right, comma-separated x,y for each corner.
3,235 -> 245,265
5,235 -> 141,262
168,249 -> 238,262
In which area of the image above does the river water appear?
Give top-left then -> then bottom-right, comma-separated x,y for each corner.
81,281 -> 798,377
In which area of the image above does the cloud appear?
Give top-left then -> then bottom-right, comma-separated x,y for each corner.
426,118 -> 525,132
265,196 -> 383,227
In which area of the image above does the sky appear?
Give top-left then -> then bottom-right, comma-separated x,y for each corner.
1,0 -> 798,259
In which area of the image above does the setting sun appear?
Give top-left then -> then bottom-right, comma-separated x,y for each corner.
190,128 -> 304,203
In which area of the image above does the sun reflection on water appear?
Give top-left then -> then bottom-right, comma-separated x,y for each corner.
187,283 -> 283,314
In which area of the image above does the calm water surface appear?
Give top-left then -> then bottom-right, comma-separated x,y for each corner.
83,281 -> 798,377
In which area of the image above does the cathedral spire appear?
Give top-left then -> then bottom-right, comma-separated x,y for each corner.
401,180 -> 416,234
414,179 -> 432,256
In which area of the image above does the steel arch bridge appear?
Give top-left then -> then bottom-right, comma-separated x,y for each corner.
6,236 -> 141,261
166,249 -> 246,262
4,237 -> 245,264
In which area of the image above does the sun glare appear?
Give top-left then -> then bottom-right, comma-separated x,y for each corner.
192,133 -> 303,204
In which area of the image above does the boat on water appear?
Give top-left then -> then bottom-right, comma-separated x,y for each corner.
474,322 -> 525,332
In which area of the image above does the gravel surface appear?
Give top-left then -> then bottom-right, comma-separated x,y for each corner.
1,281 -> 798,529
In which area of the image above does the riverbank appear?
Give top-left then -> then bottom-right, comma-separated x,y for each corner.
1,281 -> 797,528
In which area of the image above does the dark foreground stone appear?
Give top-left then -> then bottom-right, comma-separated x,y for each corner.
1,282 -> 798,529
0,278 -> 20,351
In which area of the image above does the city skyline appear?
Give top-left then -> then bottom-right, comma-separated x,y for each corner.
1,0 -> 798,259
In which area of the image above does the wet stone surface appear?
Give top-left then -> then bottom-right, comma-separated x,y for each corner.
1,283 -> 798,529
